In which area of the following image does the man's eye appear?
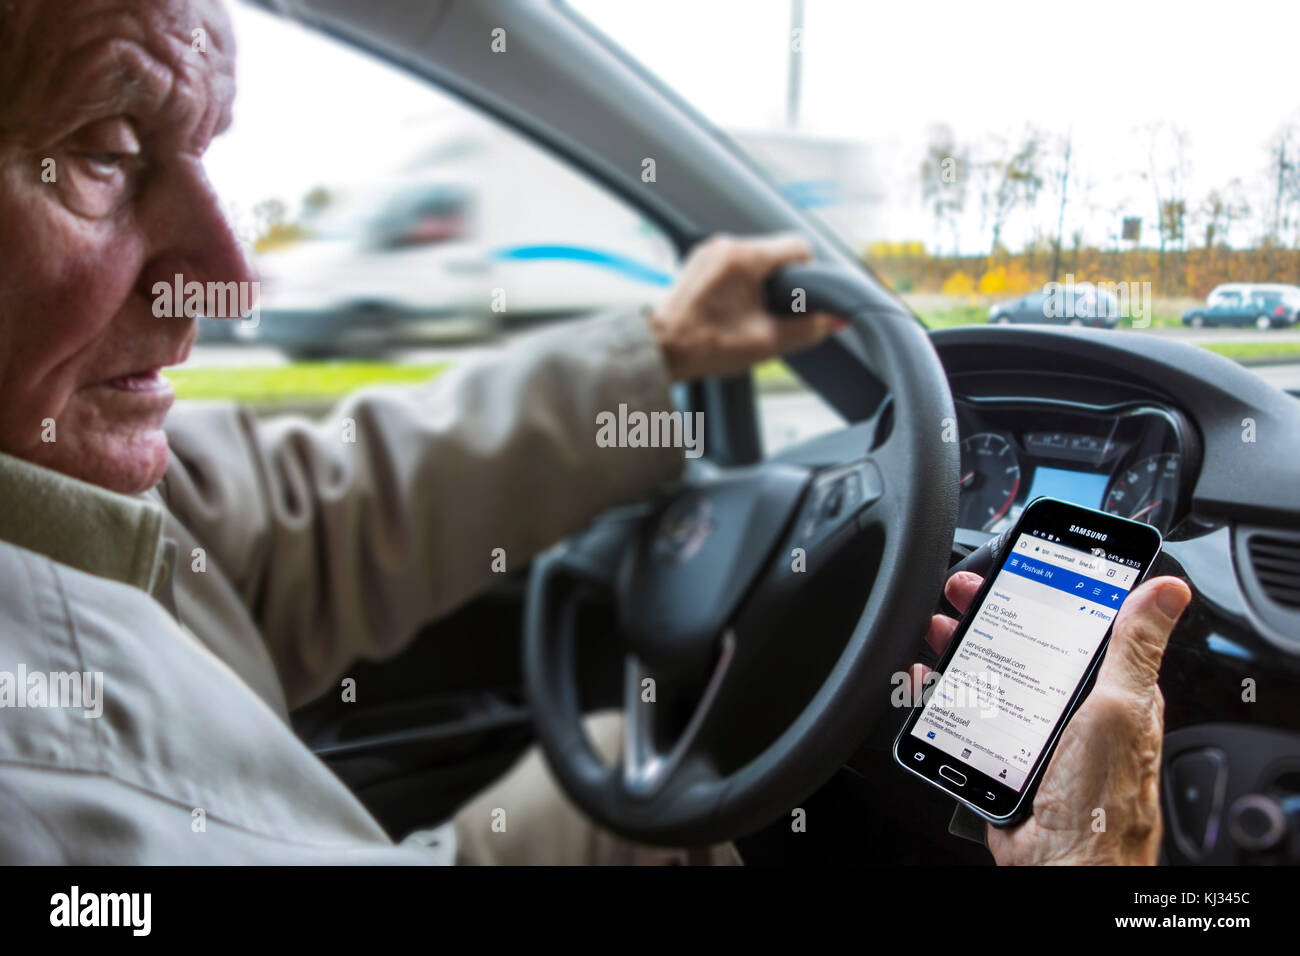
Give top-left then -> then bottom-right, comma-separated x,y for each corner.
78,152 -> 130,174
61,149 -> 144,218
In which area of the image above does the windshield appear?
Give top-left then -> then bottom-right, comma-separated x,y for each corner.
569,0 -> 1300,375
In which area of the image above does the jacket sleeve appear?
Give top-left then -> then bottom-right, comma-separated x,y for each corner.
158,310 -> 685,708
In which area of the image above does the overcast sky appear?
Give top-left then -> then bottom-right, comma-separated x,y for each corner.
208,0 -> 1300,254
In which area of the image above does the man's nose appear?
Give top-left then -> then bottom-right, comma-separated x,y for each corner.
136,159 -> 259,320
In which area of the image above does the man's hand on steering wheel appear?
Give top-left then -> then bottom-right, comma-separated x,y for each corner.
911,571 -> 1193,865
647,233 -> 844,382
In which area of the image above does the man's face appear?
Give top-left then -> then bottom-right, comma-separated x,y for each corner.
0,0 -> 251,494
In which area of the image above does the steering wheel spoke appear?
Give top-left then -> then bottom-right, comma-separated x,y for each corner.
621,630 -> 736,799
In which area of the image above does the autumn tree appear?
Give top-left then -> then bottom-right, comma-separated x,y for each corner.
920,124 -> 969,256
1198,182 -> 1249,250
1049,131 -> 1072,281
1139,122 -> 1191,285
979,128 -> 1044,258
1264,124 -> 1300,246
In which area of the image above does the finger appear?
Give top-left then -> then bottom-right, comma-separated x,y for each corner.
944,571 -> 984,616
738,232 -> 815,275
907,662 -> 932,702
924,612 -> 960,656
1094,576 -> 1191,697
771,311 -> 841,355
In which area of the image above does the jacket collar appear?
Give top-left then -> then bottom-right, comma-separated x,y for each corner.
0,451 -> 168,594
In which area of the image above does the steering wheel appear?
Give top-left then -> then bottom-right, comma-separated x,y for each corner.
523,263 -> 959,846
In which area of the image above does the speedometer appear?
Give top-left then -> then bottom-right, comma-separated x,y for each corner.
1103,453 -> 1181,530
958,433 -> 1021,530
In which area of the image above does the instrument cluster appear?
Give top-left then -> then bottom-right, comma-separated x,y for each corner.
955,398 -> 1193,535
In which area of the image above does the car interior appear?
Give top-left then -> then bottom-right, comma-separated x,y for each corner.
240,0 -> 1300,865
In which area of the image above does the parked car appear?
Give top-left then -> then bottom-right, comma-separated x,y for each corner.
1183,287 -> 1300,329
989,284 -> 1120,328
1206,282 -> 1300,306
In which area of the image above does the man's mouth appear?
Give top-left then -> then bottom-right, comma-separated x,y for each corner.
101,368 -> 170,393
95,339 -> 192,396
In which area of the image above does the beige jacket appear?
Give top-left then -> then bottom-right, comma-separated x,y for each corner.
0,311 -> 683,863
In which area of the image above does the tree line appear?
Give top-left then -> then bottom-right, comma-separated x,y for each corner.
911,120 -> 1300,297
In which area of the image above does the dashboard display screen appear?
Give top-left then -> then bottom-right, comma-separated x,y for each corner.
1023,466 -> 1109,512
910,533 -> 1140,792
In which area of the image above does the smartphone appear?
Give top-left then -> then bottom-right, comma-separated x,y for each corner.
893,496 -> 1164,825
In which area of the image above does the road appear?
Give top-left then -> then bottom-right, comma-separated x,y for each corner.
1240,363 -> 1300,391
187,340 -> 1300,396
1140,327 -> 1300,345
189,323 -> 1300,366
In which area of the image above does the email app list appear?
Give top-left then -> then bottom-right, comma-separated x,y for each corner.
912,533 -> 1136,791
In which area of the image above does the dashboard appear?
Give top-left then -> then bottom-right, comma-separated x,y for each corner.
954,397 -> 1195,535
925,328 -> 1300,865
781,325 -> 1300,864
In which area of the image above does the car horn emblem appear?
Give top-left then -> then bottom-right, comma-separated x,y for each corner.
653,496 -> 716,563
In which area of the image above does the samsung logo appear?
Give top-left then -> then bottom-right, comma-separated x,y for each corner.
1070,525 -> 1107,541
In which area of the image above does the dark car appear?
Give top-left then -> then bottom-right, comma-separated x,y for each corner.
989,285 -> 1120,328
1183,289 -> 1300,329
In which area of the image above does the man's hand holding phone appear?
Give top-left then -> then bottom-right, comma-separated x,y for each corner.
912,571 -> 1193,865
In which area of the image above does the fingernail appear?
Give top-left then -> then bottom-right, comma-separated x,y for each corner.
1156,581 -> 1191,618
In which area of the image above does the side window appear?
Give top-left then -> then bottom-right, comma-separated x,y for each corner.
195,4 -> 676,407
757,359 -> 847,456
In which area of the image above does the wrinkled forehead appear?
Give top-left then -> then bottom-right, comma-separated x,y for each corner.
0,0 -> 236,143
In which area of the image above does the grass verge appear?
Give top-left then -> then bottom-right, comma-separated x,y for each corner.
166,362 -> 449,405
169,339 -> 1300,410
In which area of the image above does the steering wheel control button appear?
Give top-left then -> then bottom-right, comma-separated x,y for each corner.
821,484 -> 844,520
795,460 -> 883,550
939,765 -> 967,787
1165,747 -> 1228,859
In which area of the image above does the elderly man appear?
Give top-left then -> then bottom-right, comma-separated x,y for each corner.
0,0 -> 1189,865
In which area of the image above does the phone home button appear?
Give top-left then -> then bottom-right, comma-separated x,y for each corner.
939,765 -> 967,787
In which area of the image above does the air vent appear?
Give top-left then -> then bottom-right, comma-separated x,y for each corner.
1247,534 -> 1300,610
1235,526 -> 1300,651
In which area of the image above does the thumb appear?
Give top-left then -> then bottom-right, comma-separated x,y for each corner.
1095,576 -> 1191,697
741,232 -> 814,276
772,311 -> 842,355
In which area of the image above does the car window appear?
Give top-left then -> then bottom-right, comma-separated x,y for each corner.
196,4 -> 677,411
573,0 -> 1300,394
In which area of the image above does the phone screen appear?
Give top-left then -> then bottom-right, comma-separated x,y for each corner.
909,526 -> 1147,794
